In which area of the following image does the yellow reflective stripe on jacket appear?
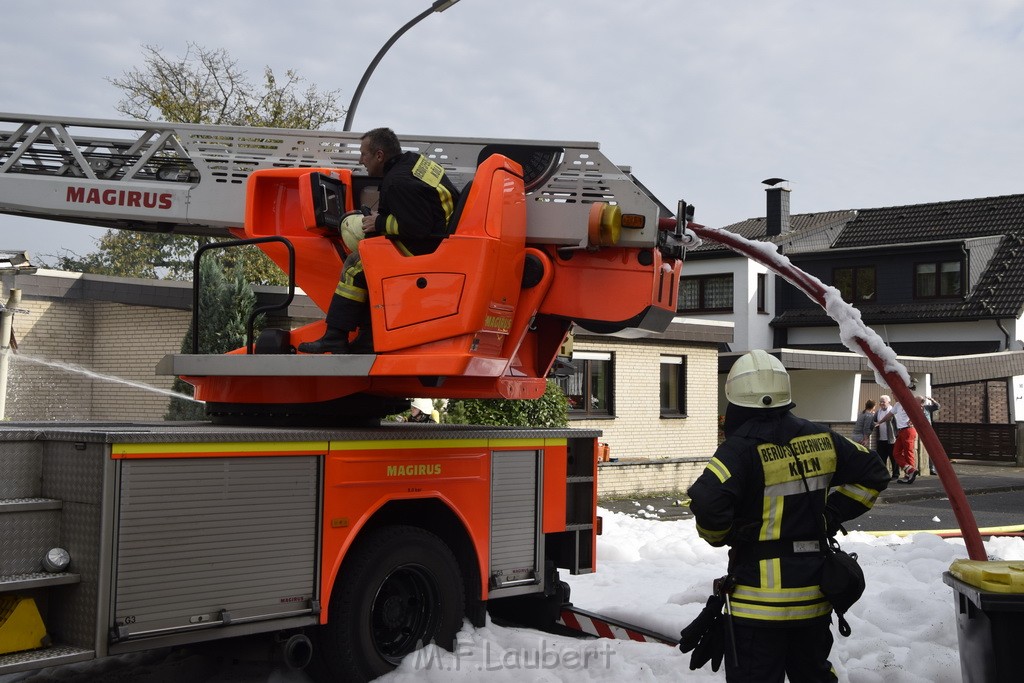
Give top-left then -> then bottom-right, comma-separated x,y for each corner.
385,214 -> 400,237
336,281 -> 368,302
836,482 -> 881,507
696,521 -> 731,544
759,557 -> 781,588
706,457 -> 730,483
335,259 -> 368,302
729,600 -> 833,622
760,496 -> 783,540
437,182 -> 455,219
733,583 -> 826,602
764,472 -> 830,498
731,583 -> 831,622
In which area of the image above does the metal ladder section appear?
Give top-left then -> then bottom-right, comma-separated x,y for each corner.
0,112 -> 666,249
0,439 -> 93,675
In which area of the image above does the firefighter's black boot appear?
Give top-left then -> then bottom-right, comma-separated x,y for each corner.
348,312 -> 375,354
297,327 -> 350,354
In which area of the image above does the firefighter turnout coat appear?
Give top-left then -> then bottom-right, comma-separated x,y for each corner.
688,408 -> 890,626
375,151 -> 460,256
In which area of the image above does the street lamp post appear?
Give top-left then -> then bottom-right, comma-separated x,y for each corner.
343,0 -> 462,132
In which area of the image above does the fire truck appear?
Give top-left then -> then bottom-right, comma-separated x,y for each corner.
0,113 -> 694,681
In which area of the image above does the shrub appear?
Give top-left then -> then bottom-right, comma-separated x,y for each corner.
446,380 -> 569,427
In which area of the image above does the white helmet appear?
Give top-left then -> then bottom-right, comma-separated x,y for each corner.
725,350 -> 792,408
410,398 -> 434,414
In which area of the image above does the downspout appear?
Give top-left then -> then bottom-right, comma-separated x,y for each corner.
995,318 -> 1012,351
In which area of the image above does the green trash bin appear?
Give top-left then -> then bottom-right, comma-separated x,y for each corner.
943,559 -> 1024,683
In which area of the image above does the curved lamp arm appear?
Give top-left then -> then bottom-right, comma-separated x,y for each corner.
343,0 -> 461,132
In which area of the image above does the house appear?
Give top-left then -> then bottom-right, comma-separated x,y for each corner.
683,183 -> 1024,464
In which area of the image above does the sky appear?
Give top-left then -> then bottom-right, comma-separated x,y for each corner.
1,0 -> 1023,264
6,507 -> 1020,682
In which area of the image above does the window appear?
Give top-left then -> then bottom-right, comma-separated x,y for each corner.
553,352 -> 613,417
833,266 -> 876,303
756,273 -> 767,313
679,274 -> 733,313
660,355 -> 687,417
915,260 -> 962,298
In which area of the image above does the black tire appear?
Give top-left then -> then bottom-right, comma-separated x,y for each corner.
310,526 -> 465,682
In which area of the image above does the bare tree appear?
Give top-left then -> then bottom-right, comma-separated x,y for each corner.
109,42 -> 342,129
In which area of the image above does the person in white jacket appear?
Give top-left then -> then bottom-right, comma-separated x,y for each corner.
873,396 -> 898,480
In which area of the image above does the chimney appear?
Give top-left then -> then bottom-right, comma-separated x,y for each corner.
763,178 -> 791,236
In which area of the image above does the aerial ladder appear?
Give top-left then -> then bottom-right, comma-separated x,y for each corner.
0,112 -> 696,424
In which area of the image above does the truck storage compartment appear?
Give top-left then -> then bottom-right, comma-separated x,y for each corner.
111,456 -> 320,641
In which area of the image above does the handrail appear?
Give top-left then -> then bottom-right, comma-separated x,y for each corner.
191,237 -> 296,355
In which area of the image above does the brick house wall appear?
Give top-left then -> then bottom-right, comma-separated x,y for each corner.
564,337 -> 724,497
7,294 -> 189,422
8,297 -> 97,421
569,337 -> 720,462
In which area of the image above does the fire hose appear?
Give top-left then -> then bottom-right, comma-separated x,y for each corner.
664,219 -> 986,561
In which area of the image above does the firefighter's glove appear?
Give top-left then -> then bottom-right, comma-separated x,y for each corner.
679,594 -> 724,654
824,506 -> 850,538
688,613 -> 725,672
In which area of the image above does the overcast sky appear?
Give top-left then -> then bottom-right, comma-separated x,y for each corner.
2,0 -> 1022,263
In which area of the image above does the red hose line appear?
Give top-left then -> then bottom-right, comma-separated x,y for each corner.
682,222 -> 986,561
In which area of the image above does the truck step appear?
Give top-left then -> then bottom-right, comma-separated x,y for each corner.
0,644 -> 95,675
0,571 -> 81,593
0,497 -> 62,513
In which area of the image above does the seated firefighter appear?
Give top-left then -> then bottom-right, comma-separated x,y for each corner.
298,127 -> 461,354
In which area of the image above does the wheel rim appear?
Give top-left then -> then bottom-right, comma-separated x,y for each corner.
370,563 -> 442,663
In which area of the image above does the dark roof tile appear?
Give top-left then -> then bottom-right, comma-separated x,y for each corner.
832,193 -> 1024,248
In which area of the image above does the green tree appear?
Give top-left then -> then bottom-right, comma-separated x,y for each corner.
166,255 -> 259,420
446,381 -> 570,428
46,42 -> 343,284
51,233 -> 290,283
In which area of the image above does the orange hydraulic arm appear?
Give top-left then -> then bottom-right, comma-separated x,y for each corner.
170,155 -> 691,424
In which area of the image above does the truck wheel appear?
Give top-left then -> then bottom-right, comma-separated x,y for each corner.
311,526 -> 465,682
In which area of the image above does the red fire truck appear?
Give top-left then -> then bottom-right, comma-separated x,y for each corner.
0,113 -> 694,681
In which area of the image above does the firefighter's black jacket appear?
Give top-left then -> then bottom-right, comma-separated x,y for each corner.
375,151 -> 460,256
687,405 -> 890,626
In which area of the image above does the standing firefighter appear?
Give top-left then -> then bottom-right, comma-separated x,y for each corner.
681,350 -> 889,681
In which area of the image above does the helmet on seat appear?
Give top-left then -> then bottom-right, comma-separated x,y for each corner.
725,350 -> 792,408
410,398 -> 434,415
